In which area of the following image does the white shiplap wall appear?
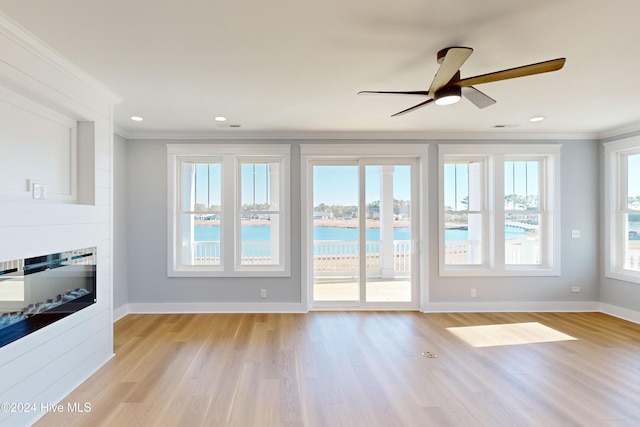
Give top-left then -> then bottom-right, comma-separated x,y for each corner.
0,12 -> 120,427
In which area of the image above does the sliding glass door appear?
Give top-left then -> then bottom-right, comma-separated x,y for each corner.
310,159 -> 418,308
312,163 -> 360,302
364,164 -> 413,303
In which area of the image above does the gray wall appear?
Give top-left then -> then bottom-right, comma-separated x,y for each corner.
126,139 -> 302,304
122,138 -> 602,308
113,134 -> 128,312
426,140 -> 600,304
599,131 -> 640,312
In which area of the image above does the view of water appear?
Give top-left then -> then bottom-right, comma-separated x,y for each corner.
194,225 -> 526,241
193,225 -> 529,257
194,225 -> 411,241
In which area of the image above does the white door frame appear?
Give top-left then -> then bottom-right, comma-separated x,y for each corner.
300,143 -> 429,311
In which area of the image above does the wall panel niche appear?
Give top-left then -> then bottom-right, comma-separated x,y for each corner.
0,85 -> 94,205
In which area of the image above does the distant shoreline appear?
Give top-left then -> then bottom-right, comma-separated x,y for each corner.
194,218 -> 411,228
193,218 -> 475,230
312,218 -> 410,228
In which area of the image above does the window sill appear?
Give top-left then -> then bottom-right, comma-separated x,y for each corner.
604,270 -> 640,285
439,266 -> 560,277
168,268 -> 291,278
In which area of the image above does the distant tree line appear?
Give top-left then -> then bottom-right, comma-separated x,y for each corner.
193,203 -> 272,212
315,199 -> 411,219
446,195 -> 539,211
194,203 -> 220,212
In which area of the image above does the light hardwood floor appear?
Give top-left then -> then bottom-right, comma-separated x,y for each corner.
35,312 -> 640,426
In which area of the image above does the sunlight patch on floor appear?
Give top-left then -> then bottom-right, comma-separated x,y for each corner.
447,322 -> 578,347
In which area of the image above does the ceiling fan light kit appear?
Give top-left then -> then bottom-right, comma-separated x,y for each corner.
434,86 -> 462,105
359,46 -> 566,117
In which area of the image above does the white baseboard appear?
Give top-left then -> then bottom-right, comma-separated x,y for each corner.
115,302 -> 307,317
113,304 -> 129,322
599,303 -> 640,324
421,301 -> 601,313
112,301 -> 640,326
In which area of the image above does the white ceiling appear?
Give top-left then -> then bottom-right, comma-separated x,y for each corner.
1,0 -> 640,140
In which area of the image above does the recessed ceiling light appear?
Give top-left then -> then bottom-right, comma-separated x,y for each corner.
214,116 -> 227,122
130,116 -> 144,122
529,116 -> 545,122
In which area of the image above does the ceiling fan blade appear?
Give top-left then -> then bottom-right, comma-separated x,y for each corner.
461,86 -> 496,109
391,99 -> 434,117
428,47 -> 473,95
455,58 -> 565,87
358,90 -> 430,96
455,58 -> 566,87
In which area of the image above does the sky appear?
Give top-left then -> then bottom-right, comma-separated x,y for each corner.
192,162 -> 274,208
313,165 -> 412,206
189,156 -> 638,211
191,163 -> 413,209
444,160 -> 540,211
193,163 -> 221,208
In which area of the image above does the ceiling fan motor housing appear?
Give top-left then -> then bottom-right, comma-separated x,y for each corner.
434,86 -> 462,105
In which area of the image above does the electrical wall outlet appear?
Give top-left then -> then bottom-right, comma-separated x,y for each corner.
470,288 -> 477,298
571,286 -> 581,293
571,229 -> 581,238
32,183 -> 46,200
261,289 -> 267,298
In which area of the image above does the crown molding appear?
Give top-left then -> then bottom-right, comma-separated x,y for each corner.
115,127 -> 596,142
0,10 -> 121,104
598,121 -> 640,141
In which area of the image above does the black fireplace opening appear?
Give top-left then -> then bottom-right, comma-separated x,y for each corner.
0,247 -> 96,348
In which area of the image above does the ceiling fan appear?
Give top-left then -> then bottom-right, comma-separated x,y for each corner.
358,47 -> 566,117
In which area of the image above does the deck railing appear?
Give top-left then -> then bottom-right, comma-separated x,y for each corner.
241,241 -> 273,265
192,241 -> 273,265
313,240 -> 411,276
192,241 -> 221,265
445,239 -> 540,265
191,240 -> 412,274
627,250 -> 640,271
191,241 -> 640,273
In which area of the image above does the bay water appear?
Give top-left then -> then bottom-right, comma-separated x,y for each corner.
194,225 -> 525,242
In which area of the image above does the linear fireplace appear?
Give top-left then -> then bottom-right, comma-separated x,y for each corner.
0,247 -> 96,348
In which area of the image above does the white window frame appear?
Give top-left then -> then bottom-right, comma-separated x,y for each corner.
604,136 -> 640,283
438,144 -> 561,277
440,156 -> 490,270
300,143 -> 428,309
503,156 -> 548,270
167,144 -> 291,277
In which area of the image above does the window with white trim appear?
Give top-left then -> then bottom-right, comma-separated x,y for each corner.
439,144 -> 560,276
504,159 -> 543,266
443,158 -> 487,266
604,137 -> 640,282
167,144 -> 290,277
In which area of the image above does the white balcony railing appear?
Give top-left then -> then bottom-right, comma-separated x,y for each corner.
190,241 -> 640,272
192,241 -> 221,265
241,241 -> 273,265
192,241 -> 273,265
627,250 -> 640,271
313,240 -> 411,276
191,240 -> 412,275
445,239 -> 540,265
